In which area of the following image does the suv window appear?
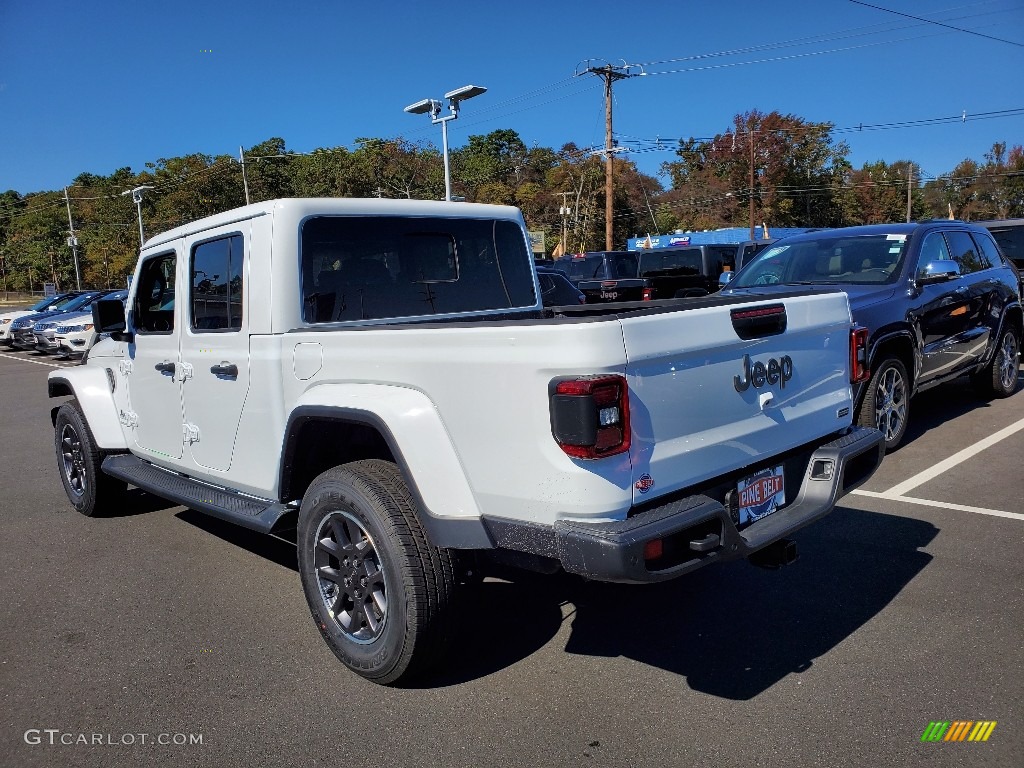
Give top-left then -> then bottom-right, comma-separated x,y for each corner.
916,232 -> 952,278
191,234 -> 244,331
972,231 -> 1004,269
944,230 -> 989,273
639,248 -> 701,277
135,253 -> 176,334
301,216 -> 535,323
706,245 -> 738,275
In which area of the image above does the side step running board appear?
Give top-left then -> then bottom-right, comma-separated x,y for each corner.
101,454 -> 293,534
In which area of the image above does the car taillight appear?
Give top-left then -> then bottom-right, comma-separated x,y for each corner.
642,287 -> 652,301
850,326 -> 869,383
550,375 -> 631,459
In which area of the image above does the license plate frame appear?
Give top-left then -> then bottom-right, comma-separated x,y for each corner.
737,465 -> 786,526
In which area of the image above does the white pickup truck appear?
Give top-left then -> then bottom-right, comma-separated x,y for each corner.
48,198 -> 883,684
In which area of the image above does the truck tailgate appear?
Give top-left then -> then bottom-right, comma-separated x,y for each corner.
621,292 -> 854,505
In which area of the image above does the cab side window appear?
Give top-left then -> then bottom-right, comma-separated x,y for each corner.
191,234 -> 244,331
134,253 -> 176,334
944,231 -> 990,274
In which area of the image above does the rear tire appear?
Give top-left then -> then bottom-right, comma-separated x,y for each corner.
296,460 -> 456,685
54,401 -> 127,516
974,325 -> 1020,398
857,356 -> 910,453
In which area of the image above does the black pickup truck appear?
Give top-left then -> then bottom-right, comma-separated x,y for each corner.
553,245 -> 746,303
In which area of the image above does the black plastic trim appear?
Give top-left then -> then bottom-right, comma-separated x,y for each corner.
101,454 -> 291,534
279,405 -> 494,549
481,426 -> 884,584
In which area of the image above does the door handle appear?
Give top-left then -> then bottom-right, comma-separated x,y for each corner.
210,362 -> 238,377
154,361 -> 176,374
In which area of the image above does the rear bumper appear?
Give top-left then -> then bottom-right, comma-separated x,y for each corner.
484,426 -> 884,584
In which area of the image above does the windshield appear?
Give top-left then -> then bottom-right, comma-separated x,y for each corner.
732,234 -> 910,288
32,295 -> 69,310
57,292 -> 103,312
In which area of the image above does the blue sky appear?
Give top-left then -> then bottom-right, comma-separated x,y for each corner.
1,0 -> 1022,195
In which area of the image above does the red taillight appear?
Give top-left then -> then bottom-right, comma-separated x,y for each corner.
550,375 -> 631,459
850,326 -> 870,383
642,287 -> 652,301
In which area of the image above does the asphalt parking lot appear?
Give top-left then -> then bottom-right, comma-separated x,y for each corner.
1,348 -> 1021,768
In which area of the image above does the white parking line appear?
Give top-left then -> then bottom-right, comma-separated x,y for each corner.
0,352 -> 70,368
853,490 -> 1024,521
852,414 -> 1024,520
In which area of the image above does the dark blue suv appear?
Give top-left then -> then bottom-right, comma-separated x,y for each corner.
722,221 -> 1022,451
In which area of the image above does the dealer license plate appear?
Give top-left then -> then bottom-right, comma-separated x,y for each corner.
737,465 -> 786,526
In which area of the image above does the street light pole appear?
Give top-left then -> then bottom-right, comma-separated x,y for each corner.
121,185 -> 154,248
405,85 -> 487,202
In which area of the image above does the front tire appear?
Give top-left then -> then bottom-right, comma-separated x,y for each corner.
296,460 -> 456,685
974,325 -> 1020,398
857,356 -> 910,453
54,401 -> 126,516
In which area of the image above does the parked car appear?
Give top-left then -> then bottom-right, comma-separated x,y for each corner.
9,291 -> 113,350
536,266 -> 585,306
723,221 -> 1022,451
36,290 -> 129,356
977,218 -> 1024,270
551,251 -> 645,303
637,244 -> 741,298
0,292 -> 83,346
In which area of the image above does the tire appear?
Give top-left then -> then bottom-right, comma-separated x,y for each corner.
857,356 -> 910,453
296,460 -> 456,685
54,401 -> 127,516
974,325 -> 1020,398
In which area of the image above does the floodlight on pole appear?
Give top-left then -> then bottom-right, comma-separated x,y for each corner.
121,185 -> 155,248
404,84 -> 487,201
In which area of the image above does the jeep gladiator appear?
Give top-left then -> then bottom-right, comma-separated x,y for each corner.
48,198 -> 884,684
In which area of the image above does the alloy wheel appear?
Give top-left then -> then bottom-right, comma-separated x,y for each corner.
997,333 -> 1019,392
313,511 -> 388,644
60,424 -> 87,497
874,365 -> 908,443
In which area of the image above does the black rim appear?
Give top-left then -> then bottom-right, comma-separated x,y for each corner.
313,511 -> 388,644
60,423 -> 87,497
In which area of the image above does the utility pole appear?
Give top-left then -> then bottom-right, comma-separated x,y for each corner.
577,61 -> 642,250
558,191 -> 572,256
906,165 -> 913,223
62,187 -> 82,290
239,146 -> 250,205
748,118 -> 756,241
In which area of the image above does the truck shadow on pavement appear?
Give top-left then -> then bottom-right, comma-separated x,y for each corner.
167,502 -> 937,697
430,506 -> 938,696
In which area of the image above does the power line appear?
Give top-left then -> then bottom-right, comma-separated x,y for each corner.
849,0 -> 1024,47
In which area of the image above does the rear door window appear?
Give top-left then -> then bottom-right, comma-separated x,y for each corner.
944,231 -> 989,274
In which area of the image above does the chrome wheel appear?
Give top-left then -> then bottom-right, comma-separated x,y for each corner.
313,511 -> 388,644
996,332 -> 1019,392
874,365 -> 908,444
60,423 -> 87,498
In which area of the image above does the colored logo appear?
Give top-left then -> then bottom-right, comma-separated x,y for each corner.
635,474 -> 654,494
920,721 -> 997,742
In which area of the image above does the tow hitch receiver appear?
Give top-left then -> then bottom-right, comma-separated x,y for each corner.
748,538 -> 799,569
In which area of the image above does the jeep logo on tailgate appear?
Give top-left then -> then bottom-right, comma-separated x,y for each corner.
734,354 -> 793,392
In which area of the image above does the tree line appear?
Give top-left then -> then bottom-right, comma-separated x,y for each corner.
2,110 -> 1022,292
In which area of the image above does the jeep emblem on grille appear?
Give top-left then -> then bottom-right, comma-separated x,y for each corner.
734,354 -> 793,392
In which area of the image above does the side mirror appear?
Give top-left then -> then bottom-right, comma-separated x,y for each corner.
719,271 -> 735,287
92,298 -> 132,342
916,259 -> 961,285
